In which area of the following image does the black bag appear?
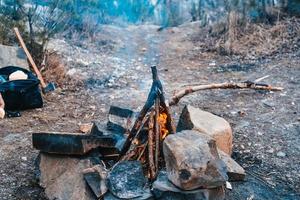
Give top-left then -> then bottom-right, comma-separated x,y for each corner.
0,66 -> 43,111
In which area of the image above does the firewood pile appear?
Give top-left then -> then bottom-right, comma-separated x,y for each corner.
120,66 -> 176,180
32,66 -> 284,200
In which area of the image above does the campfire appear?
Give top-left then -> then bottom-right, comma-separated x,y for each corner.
32,66 -> 247,200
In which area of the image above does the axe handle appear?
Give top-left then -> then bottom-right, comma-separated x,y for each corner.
13,27 -> 47,88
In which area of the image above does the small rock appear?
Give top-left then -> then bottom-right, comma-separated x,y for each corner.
83,164 -> 108,198
266,148 -> 274,154
79,123 -> 93,133
66,68 -> 77,76
226,182 -> 232,190
209,61 -> 216,66
163,130 -> 228,190
177,105 -> 233,155
276,151 -> 286,157
108,161 -> 149,199
21,156 -> 27,161
218,150 -> 245,181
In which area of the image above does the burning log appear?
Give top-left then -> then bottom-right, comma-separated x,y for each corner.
121,66 -> 175,156
169,81 -> 284,106
154,97 -> 160,177
119,66 -> 176,180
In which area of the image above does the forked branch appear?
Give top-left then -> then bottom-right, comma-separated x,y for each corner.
169,81 -> 283,106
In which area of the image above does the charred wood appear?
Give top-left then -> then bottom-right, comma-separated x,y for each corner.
32,132 -> 118,155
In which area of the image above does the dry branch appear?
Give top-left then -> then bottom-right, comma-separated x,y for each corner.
154,97 -> 160,177
121,113 -> 150,161
169,81 -> 283,106
148,111 -> 155,180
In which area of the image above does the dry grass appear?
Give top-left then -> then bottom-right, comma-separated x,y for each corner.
43,52 -> 66,87
218,17 -> 300,57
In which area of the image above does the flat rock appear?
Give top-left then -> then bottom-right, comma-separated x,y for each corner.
104,192 -> 152,200
83,164 -> 108,198
177,105 -> 233,155
153,171 -> 225,200
218,150 -> 246,182
163,130 -> 228,190
37,153 -> 96,200
0,44 -> 28,69
107,161 -> 150,199
157,188 -> 225,200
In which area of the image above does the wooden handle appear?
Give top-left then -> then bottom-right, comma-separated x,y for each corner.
13,27 -> 47,88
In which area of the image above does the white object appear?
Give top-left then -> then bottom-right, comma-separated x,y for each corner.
0,108 -> 5,119
9,70 -> 28,81
226,181 -> 232,190
21,157 -> 27,161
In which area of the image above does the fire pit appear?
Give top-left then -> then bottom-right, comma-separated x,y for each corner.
33,66 -> 245,200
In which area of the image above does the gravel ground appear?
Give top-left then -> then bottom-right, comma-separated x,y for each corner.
0,21 -> 299,200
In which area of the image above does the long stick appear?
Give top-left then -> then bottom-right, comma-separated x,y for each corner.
169,82 -> 283,106
148,111 -> 155,180
151,66 -> 176,134
13,27 -> 47,88
121,113 -> 150,161
154,97 -> 160,177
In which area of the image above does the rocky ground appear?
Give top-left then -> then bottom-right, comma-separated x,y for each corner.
0,20 -> 299,200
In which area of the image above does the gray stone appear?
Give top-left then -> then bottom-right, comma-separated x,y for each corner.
177,105 -> 233,155
218,150 -> 246,181
157,187 -> 225,200
83,164 -> 108,198
153,171 -> 225,200
104,192 -> 153,200
0,44 -> 28,69
276,151 -> 286,158
37,153 -> 96,200
108,161 -> 150,199
163,130 -> 228,190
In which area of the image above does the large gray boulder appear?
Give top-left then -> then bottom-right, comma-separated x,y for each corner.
163,130 -> 228,190
153,171 -> 225,200
37,153 -> 96,200
177,105 -> 233,155
0,44 -> 28,69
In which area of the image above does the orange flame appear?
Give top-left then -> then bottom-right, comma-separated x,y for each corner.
158,113 -> 169,139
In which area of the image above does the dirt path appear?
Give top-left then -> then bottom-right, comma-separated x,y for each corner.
0,22 -> 299,200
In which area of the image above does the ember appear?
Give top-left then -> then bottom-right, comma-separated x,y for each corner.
158,113 -> 169,139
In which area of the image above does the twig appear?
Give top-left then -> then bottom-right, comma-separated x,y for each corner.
137,142 -> 148,161
169,81 -> 283,106
121,113 -> 150,161
254,75 -> 270,83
